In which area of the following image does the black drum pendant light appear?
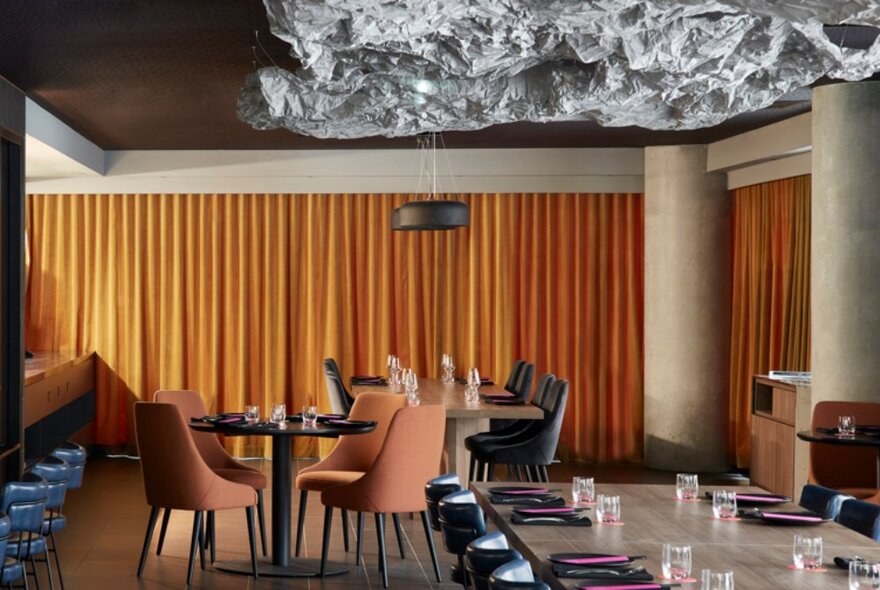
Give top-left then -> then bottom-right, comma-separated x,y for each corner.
392,133 -> 469,231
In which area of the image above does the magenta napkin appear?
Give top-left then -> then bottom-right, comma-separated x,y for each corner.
516,507 -> 575,514
577,585 -> 662,590
737,494 -> 785,502
558,555 -> 630,565
218,416 -> 245,423
485,392 -> 515,398
761,512 -> 824,522
497,488 -> 551,495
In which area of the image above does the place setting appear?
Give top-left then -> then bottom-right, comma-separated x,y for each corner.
510,504 -> 592,526
488,485 -> 567,506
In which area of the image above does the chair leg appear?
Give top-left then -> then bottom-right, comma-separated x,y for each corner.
30,555 -> 40,590
295,489 -> 308,557
256,489 -> 268,557
137,506 -> 160,577
156,508 -> 171,556
468,455 -> 476,483
341,509 -> 350,552
44,546 -> 56,590
356,512 -> 365,566
539,465 -> 549,482
458,554 -> 468,589
49,532 -> 65,590
420,511 -> 442,582
392,513 -> 406,558
187,511 -> 203,586
246,506 -> 259,579
207,511 -> 216,563
375,513 -> 388,588
475,460 -> 483,482
486,461 -> 495,482
320,506 -> 333,577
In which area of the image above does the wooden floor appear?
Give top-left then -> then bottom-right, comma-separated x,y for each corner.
52,456 -> 749,589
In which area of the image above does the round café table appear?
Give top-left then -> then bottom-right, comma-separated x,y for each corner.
797,429 -> 880,489
190,417 -> 376,577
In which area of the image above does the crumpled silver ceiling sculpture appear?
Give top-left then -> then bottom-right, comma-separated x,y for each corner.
238,1 -> 880,139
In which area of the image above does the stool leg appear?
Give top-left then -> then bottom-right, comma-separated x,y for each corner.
420,511 -> 442,582
540,465 -> 549,482
392,513 -> 406,558
156,508 -> 171,555
468,455 -> 476,483
137,506 -> 160,577
486,462 -> 495,482
295,489 -> 307,557
49,531 -> 65,590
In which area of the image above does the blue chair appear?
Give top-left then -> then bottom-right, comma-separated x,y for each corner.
1,473 -> 51,590
799,484 -> 853,520
489,558 -> 550,590
837,498 -> 880,541
438,490 -> 487,587
0,513 -> 25,588
50,442 -> 86,490
466,532 -> 522,590
30,456 -> 72,590
425,473 -> 462,531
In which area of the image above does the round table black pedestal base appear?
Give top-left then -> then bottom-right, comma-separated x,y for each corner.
213,557 -> 349,578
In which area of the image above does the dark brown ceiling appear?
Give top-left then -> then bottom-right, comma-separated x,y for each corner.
0,0 -> 817,150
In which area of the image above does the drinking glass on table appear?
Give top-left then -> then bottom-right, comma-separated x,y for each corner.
302,405 -> 318,428
676,473 -> 699,500
850,559 -> 880,589
571,476 -> 595,504
270,403 -> 287,427
464,367 -> 481,403
389,356 -> 402,390
404,370 -> 419,400
662,543 -> 692,581
595,494 -> 620,524
711,490 -> 737,519
701,570 -> 734,590
244,404 -> 260,424
792,534 -> 823,570
839,415 -> 856,437
441,353 -> 455,384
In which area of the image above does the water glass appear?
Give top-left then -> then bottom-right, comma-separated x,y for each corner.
441,353 -> 455,384
571,476 -> 595,504
467,367 -> 481,388
701,570 -> 734,590
662,543 -> 692,580
595,494 -> 621,524
464,385 -> 479,404
792,534 -> 823,570
850,559 -> 880,589
270,403 -> 287,426
244,404 -> 260,424
711,490 -> 737,519
839,415 -> 856,436
676,473 -> 699,500
404,369 -> 418,396
389,356 -> 402,390
302,405 -> 318,428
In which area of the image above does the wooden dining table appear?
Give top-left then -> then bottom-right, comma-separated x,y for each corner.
471,482 -> 880,589
351,378 -> 543,482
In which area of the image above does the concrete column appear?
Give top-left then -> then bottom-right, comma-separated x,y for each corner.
644,145 -> 730,472
812,81 -> 880,406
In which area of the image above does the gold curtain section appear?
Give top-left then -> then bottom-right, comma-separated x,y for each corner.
728,176 -> 811,468
26,193 -> 644,461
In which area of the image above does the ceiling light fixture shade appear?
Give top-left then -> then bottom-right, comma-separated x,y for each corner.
391,200 -> 470,231
239,1 -> 880,139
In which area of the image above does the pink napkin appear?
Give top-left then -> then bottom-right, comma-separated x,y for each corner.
516,507 -> 575,514
578,584 -> 662,590
558,555 -> 629,565
762,512 -> 823,522
737,494 -> 785,502
497,488 -> 550,495
485,392 -> 515,398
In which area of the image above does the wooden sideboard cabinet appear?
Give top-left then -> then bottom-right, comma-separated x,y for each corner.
750,375 -> 812,498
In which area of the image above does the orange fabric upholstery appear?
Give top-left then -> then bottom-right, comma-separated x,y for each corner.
321,404 -> 446,514
810,401 -> 880,498
154,390 -> 267,490
296,392 -> 406,485
134,402 -> 256,511
296,471 -> 364,492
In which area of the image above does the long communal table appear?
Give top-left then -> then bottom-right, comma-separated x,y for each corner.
471,482 -> 880,589
352,378 -> 543,482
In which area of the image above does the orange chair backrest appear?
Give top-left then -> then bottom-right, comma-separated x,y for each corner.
810,401 -> 880,491
134,401 -> 224,510
336,392 -> 407,470
154,389 -> 230,468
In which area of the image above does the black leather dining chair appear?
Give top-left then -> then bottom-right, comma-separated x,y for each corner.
503,361 -> 525,392
491,362 -> 535,434
471,379 -> 569,482
467,374 -> 555,482
466,532 -> 522,590
323,358 -> 355,415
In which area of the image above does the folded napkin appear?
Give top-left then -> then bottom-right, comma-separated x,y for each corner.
455,377 -> 494,385
553,565 -> 652,580
488,399 -> 525,405
196,414 -> 246,424
759,511 -> 825,522
514,507 -> 578,515
834,556 -> 854,570
351,375 -> 387,385
511,513 -> 591,526
493,487 -> 551,495
735,494 -> 787,503
484,392 -> 516,398
352,374 -> 382,380
576,583 -> 668,590
553,556 -> 633,566
490,494 -> 566,506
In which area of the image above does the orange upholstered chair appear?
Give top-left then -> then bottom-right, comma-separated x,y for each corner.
134,402 -> 259,586
154,389 -> 268,558
810,401 -> 880,501
294,392 -> 406,560
320,404 -> 446,587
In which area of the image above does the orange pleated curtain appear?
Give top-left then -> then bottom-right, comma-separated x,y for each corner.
728,176 -> 811,468
25,193 -> 644,461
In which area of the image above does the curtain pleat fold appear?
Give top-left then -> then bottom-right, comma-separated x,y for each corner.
26,193 -> 644,461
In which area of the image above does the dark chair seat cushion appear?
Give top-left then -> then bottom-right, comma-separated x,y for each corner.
0,558 -> 24,584
6,536 -> 47,558
42,514 -> 67,535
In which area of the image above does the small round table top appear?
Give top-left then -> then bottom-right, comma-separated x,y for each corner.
797,429 -> 880,448
189,416 -> 376,438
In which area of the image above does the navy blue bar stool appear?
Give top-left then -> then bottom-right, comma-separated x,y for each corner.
30,456 -> 72,590
489,558 -> 550,590
438,490 -> 486,587
1,473 -> 51,590
0,513 -> 26,588
466,532 -> 522,590
799,484 -> 853,520
837,498 -> 880,541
